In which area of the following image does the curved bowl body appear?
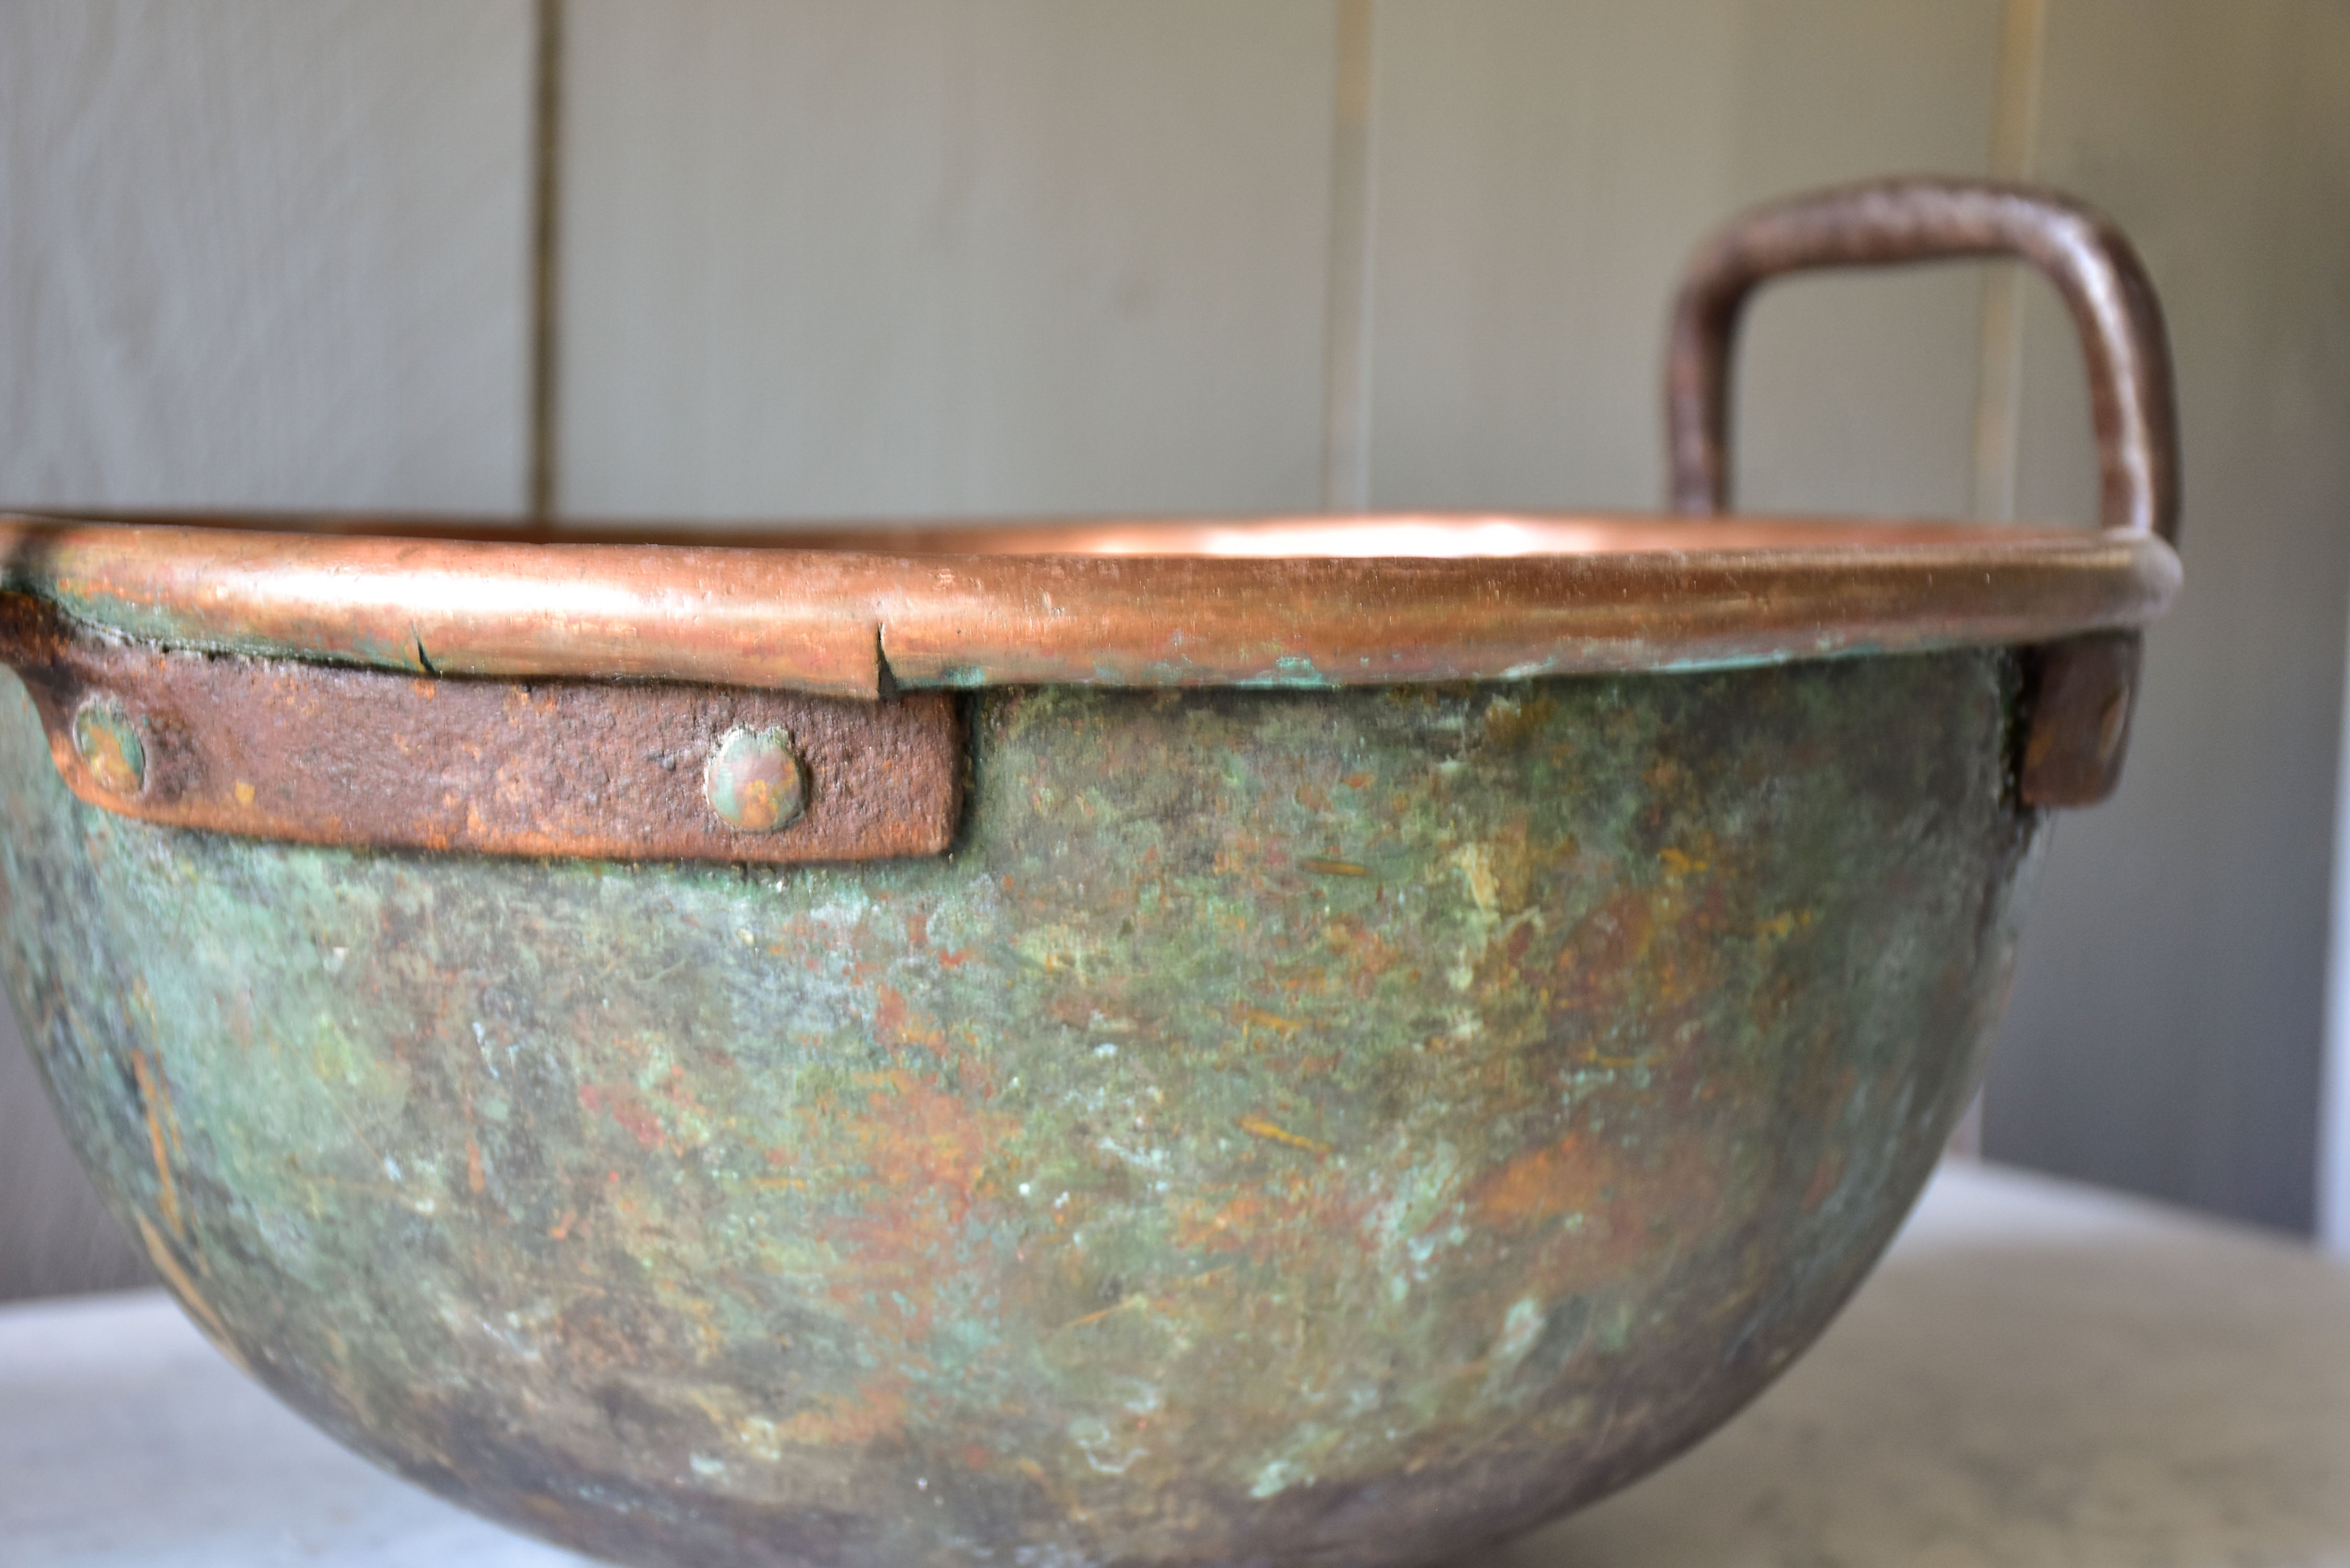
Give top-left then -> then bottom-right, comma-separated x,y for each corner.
3,647 -> 2041,1568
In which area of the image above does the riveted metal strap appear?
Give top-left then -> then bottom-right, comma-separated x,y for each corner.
0,594 -> 961,865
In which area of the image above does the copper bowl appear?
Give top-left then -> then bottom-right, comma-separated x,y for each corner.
1,180 -> 2178,1568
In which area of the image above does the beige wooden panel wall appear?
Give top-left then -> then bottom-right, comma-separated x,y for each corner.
0,1 -> 535,1301
556,0 -> 1341,521
1983,0 -> 2350,1233
0,2 -> 533,512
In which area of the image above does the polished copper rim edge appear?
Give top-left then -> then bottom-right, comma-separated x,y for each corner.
0,515 -> 2179,697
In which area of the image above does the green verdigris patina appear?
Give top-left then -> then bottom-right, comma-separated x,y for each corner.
2,649 -> 2040,1568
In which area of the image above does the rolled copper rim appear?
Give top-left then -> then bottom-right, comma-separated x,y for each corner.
0,512 -> 2180,700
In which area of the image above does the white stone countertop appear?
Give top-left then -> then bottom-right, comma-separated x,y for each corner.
5,1160 -> 2348,1567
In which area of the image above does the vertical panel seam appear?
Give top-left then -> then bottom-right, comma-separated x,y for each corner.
2325,599 -> 2350,1248
527,0 -> 565,527
1953,0 -> 2049,1161
1967,0 -> 2048,525
1320,0 -> 1377,513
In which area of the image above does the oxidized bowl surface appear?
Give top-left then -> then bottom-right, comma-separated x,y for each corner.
3,648 -> 2039,1567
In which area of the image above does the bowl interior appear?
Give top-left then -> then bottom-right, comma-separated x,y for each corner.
16,506 -> 2073,557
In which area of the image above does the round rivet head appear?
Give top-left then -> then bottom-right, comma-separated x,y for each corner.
72,700 -> 146,798
705,727 -> 804,833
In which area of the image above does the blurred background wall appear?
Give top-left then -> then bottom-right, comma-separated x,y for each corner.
3,0 -> 2348,1300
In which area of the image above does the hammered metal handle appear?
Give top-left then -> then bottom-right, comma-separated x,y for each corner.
1665,177 -> 2179,542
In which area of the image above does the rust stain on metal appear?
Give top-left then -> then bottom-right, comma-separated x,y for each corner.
129,1048 -> 180,1239
0,594 -> 959,865
1300,856 -> 1369,877
2018,631 -> 2141,807
1238,1115 -> 1333,1156
130,1213 -> 240,1366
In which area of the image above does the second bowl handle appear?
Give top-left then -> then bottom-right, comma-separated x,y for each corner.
1664,177 -> 2179,543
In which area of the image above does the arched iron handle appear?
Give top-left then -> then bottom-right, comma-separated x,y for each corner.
1665,177 -> 2179,543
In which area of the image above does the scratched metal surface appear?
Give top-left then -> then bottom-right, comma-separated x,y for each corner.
0,649 -> 2040,1568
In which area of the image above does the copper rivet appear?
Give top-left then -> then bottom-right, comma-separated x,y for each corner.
705,727 -> 804,833
72,699 -> 147,798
